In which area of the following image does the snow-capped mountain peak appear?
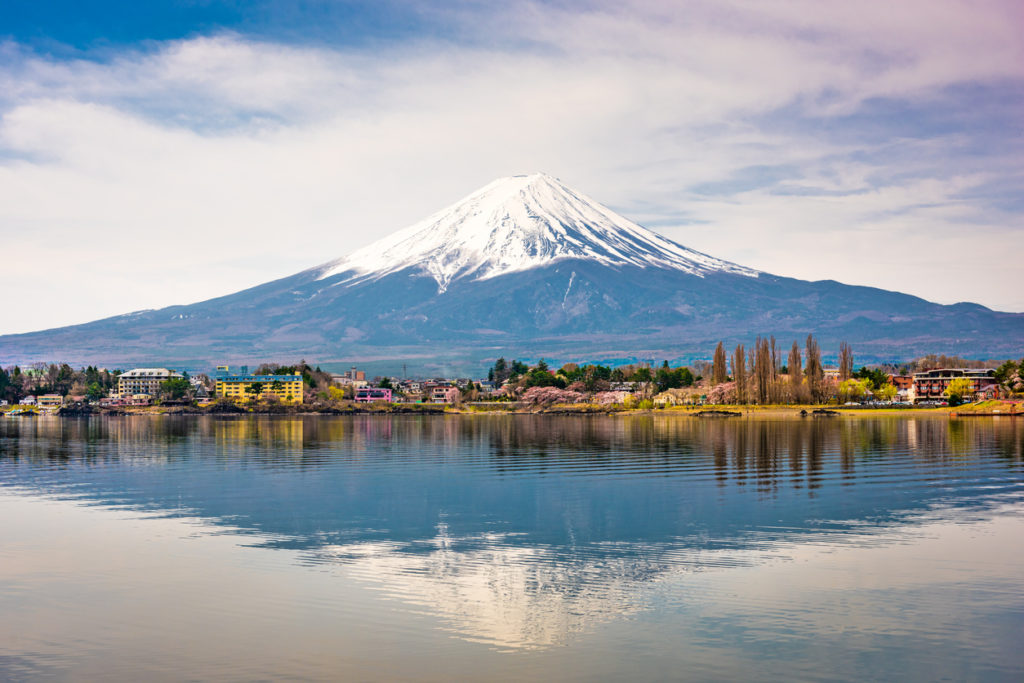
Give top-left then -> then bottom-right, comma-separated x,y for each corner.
316,173 -> 758,292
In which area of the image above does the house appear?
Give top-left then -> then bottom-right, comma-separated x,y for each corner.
36,394 -> 63,409
20,396 -> 37,405
354,387 -> 392,403
975,384 -> 1002,401
118,368 -> 184,396
187,374 -> 210,397
215,367 -> 304,404
428,384 -> 460,404
912,368 -> 997,403
889,375 -> 915,402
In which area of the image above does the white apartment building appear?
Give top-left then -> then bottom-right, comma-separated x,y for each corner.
117,368 -> 183,396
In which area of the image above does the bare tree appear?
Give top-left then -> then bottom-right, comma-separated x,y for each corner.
788,340 -> 803,402
752,337 -> 771,404
732,344 -> 747,404
838,341 -> 854,381
805,334 -> 824,402
712,342 -> 728,385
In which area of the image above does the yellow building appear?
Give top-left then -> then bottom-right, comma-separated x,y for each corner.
215,369 -> 304,404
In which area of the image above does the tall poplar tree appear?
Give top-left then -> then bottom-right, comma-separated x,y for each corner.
753,337 -> 771,404
712,342 -> 728,385
732,344 -> 747,404
805,334 -> 824,402
788,341 -> 803,401
838,342 -> 854,381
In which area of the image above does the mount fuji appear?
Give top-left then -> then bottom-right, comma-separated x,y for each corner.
2,173 -> 1021,371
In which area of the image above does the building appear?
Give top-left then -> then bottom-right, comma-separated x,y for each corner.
118,368 -> 184,396
215,367 -> 304,404
889,375 -> 915,403
343,367 -> 366,382
332,367 -> 368,390
912,368 -> 997,403
36,394 -> 63,409
354,387 -> 392,403
428,384 -> 460,404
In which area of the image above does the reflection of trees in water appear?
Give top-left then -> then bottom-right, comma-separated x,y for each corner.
3,415 -> 1022,485
3,414 -> 1022,653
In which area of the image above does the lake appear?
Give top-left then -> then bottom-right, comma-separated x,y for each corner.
1,414 -> 1022,681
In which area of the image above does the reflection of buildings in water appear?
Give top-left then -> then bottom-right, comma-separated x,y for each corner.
4,414 -> 1022,653
3,415 -> 1021,477
215,418 -> 305,451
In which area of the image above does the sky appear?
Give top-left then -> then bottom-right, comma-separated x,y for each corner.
1,0 -> 1022,335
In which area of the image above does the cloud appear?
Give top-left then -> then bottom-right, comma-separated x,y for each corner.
0,0 -> 1022,336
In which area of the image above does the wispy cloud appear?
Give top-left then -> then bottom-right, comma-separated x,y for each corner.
0,0 -> 1021,334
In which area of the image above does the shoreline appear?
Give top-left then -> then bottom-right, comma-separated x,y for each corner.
10,404 -> 1016,418
5,398 -> 1019,419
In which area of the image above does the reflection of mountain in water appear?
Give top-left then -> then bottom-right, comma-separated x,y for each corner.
314,532 -> 666,650
2,415 -> 1022,649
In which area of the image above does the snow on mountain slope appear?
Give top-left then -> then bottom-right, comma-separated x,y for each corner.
316,173 -> 758,292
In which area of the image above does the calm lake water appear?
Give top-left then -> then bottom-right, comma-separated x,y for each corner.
1,414 -> 1022,681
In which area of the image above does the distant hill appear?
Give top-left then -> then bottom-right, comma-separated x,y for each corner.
2,173 -> 1021,372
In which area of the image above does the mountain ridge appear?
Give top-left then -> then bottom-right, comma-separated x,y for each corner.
0,173 -> 1021,370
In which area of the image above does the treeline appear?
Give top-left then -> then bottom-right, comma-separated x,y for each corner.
706,335 -> 890,404
253,361 -> 333,391
0,364 -> 120,403
487,357 -> 696,394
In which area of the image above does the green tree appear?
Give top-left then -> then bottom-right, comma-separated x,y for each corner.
875,382 -> 898,402
489,357 -> 508,383
994,360 -> 1018,386
854,366 -> 889,390
159,377 -> 191,400
270,379 -> 285,394
379,376 -> 394,390
944,377 -> 973,406
839,378 -> 871,402
509,360 -> 529,380
523,362 -> 566,388
86,382 -> 105,401
631,366 -> 653,384
245,382 -> 265,401
654,363 -> 694,392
